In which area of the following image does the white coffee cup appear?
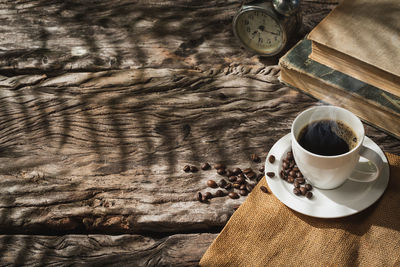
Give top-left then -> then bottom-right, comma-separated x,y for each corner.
291,106 -> 384,190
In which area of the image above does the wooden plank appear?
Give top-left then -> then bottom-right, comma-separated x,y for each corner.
0,0 -> 338,73
0,233 -> 217,266
0,67 -> 398,235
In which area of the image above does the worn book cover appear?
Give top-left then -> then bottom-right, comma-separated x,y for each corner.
279,39 -> 400,139
307,0 -> 400,96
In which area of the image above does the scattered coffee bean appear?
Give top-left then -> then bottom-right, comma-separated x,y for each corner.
240,184 -> 246,190
251,153 -> 261,163
287,151 -> 293,159
233,183 -> 241,189
215,190 -> 225,197
228,176 -> 237,182
233,168 -> 242,175
196,192 -> 202,202
246,171 -> 256,180
217,168 -> 226,175
295,178 -> 305,184
243,168 -> 253,174
207,180 -> 218,188
246,184 -> 254,192
183,165 -> 191,172
201,162 -> 211,170
256,173 -> 264,181
299,187 -> 307,196
238,173 -> 246,179
293,188 -> 301,195
228,192 -> 240,199
296,172 -> 303,178
226,169 -> 233,177
260,186 -> 269,193
224,183 -> 232,190
306,191 -> 313,199
292,167 -> 299,172
305,184 -> 313,191
239,189 -> 248,196
287,176 -> 294,183
218,179 -> 227,188
289,170 -> 296,177
202,195 -> 209,202
204,192 -> 213,199
259,166 -> 265,173
266,172 -> 275,178
282,161 -> 288,169
294,180 -> 300,188
190,166 -> 198,172
237,177 -> 245,184
214,163 -> 226,170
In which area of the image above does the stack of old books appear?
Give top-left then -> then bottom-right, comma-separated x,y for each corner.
279,0 -> 400,138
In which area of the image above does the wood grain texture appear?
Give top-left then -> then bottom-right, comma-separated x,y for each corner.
0,0 -> 338,74
0,233 -> 217,266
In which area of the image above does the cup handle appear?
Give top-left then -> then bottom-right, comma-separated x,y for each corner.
348,145 -> 384,183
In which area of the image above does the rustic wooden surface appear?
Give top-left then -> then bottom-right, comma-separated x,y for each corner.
0,0 -> 399,266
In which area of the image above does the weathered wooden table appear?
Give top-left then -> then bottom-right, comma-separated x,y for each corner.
1,1 -> 399,266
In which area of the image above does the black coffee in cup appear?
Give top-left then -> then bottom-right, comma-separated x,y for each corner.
297,119 -> 358,156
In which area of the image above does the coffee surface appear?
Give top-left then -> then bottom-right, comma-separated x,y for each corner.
298,120 -> 357,156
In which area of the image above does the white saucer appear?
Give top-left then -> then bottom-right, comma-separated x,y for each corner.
265,133 -> 389,219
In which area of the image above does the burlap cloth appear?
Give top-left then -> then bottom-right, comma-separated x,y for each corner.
200,153 -> 400,266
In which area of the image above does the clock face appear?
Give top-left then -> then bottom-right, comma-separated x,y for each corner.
234,9 -> 285,55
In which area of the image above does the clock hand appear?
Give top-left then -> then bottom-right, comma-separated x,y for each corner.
258,25 -> 279,35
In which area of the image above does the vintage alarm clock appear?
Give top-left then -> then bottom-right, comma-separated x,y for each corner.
233,0 -> 302,56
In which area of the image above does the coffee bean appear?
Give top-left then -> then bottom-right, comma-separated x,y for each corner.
266,172 -> 275,178
224,183 -> 232,190
295,178 -> 305,184
251,153 -> 261,163
183,165 -> 190,172
287,176 -> 294,183
287,151 -> 293,160
289,161 -> 295,168
256,173 -> 264,181
214,163 -> 225,170
259,166 -> 265,173
260,186 -> 269,193
243,168 -> 253,174
237,177 -> 245,184
293,188 -> 301,195
215,190 -> 225,197
204,192 -> 213,199
201,162 -> 211,170
217,168 -> 226,175
246,171 -> 256,180
305,184 -> 313,191
282,161 -> 288,169
233,168 -> 242,175
207,180 -> 218,188
296,172 -> 303,178
228,176 -> 237,182
268,155 -> 276,163
306,191 -> 313,199
246,184 -> 254,192
190,166 -> 198,172
240,184 -> 246,190
233,183 -> 241,189
196,192 -> 202,202
226,169 -> 233,177
239,189 -> 248,196
299,187 -> 307,195
218,179 -> 227,188
294,180 -> 300,188
289,170 -> 296,177
280,171 -> 285,179
292,167 -> 299,172
228,192 -> 240,199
